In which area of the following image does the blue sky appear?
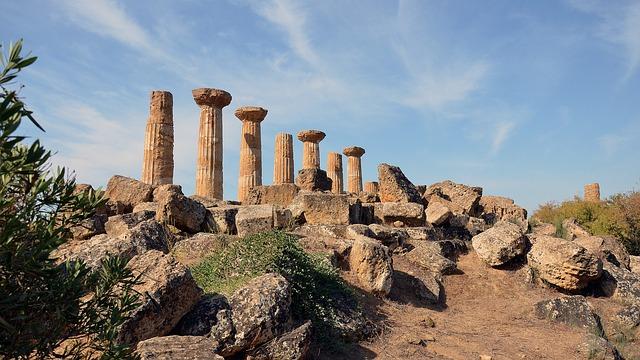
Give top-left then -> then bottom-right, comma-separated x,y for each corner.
1,0 -> 639,212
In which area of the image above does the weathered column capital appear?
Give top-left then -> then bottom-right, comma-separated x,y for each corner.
192,88 -> 232,108
343,146 -> 365,158
297,130 -> 326,143
235,106 -> 268,123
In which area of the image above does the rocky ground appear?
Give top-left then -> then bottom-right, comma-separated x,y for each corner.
57,163 -> 640,359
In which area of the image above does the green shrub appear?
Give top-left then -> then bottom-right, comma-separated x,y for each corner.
533,192 -> 640,254
191,230 -> 363,342
0,40 -> 140,359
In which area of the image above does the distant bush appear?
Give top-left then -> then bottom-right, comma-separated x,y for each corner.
190,230 -> 365,342
533,191 -> 640,254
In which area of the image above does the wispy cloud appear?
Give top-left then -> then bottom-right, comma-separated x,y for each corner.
568,0 -> 640,79
491,121 -> 516,154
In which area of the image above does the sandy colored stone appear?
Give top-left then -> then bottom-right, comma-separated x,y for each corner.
245,184 -> 299,207
574,235 -> 630,269
424,180 -> 482,215
364,181 -> 379,194
343,146 -> 365,194
193,88 -> 232,200
381,202 -> 425,227
289,192 -> 351,225
426,198 -> 453,225
295,168 -> 332,192
327,152 -> 344,194
527,235 -> 602,291
562,218 -> 590,240
377,163 -> 422,203
584,183 -> 601,202
273,132 -> 294,185
105,175 -> 154,213
349,236 -> 394,296
297,130 -> 325,169
236,106 -> 267,202
471,221 -> 527,266
478,195 -> 527,227
142,91 -> 174,186
235,204 -> 274,237
136,336 -> 222,359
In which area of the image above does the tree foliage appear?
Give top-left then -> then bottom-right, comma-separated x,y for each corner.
0,40 -> 140,359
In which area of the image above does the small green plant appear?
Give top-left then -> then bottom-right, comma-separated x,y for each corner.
191,231 -> 364,342
0,40 -> 140,359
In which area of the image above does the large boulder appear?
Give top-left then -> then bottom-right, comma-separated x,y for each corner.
289,193 -> 351,225
70,214 -> 107,240
377,163 -> 422,203
600,262 -> 640,304
104,175 -> 154,213
478,195 -> 527,227
562,218 -> 590,240
118,250 -> 202,345
210,273 -> 291,357
424,180 -> 482,215
54,219 -> 171,269
425,198 -> 453,225
574,235 -> 630,269
172,295 -> 230,336
245,321 -> 311,360
154,185 -> 207,233
104,210 -> 155,237
405,241 -> 458,275
535,295 -> 603,334
245,184 -> 299,207
527,235 -> 602,291
235,205 -> 274,238
135,336 -> 222,359
368,224 -> 409,251
472,221 -> 527,266
205,205 -> 239,234
294,168 -> 332,192
381,202 -> 425,227
349,236 -> 394,296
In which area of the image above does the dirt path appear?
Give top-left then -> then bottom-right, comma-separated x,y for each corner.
327,252 -> 591,360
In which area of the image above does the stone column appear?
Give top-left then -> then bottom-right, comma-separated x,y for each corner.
584,183 -> 601,202
193,88 -> 232,200
142,90 -> 174,185
364,181 -> 379,194
273,132 -> 294,184
236,106 -> 268,202
326,152 -> 343,194
343,146 -> 365,194
297,130 -> 326,169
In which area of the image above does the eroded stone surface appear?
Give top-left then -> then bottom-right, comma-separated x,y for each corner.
472,221 -> 527,267
105,175 -> 154,213
142,91 -> 174,186
349,236 -> 394,296
377,163 -> 422,203
136,335 -> 222,360
535,295 -> 603,334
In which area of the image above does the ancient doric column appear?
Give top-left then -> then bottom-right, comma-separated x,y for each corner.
326,152 -> 344,194
297,130 -> 326,169
142,90 -> 174,185
364,181 -> 379,194
193,88 -> 232,200
236,106 -> 268,202
273,132 -> 294,184
584,183 -> 601,202
343,146 -> 365,194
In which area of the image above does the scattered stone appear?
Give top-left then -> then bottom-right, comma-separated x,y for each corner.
172,295 -> 230,336
273,206 -> 293,229
245,321 -> 311,360
411,273 -> 443,304
631,255 -> 640,274
449,213 -> 470,228
104,210 -> 155,237
349,236 -> 394,296
104,175 -> 154,213
154,185 -> 207,233
368,223 -> 408,250
295,168 -> 332,192
205,205 -> 239,234
472,221 -> 527,267
377,163 -> 422,203
421,316 -> 436,328
70,214 -> 107,240
478,195 -> 527,227
297,236 -> 353,268
295,224 -> 348,239
530,222 -> 556,237
600,262 -> 640,304
613,304 -> 640,329
466,217 -> 487,236
562,218 -> 591,240
118,250 -> 202,345
346,224 -> 375,239
424,180 -> 482,215
578,334 -> 623,360
425,198 -> 453,226
135,336 -> 222,360
172,233 -> 236,267
290,193 -> 351,225
535,295 -> 603,334
132,202 -> 158,213
245,184 -> 299,207
235,204 -> 274,238
381,202 -> 425,227
405,241 -> 458,275
574,235 -> 630,269
527,235 -> 602,291
210,273 -> 291,357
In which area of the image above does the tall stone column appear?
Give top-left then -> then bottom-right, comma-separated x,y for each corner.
236,106 -> 268,202
326,152 -> 343,194
584,183 -> 601,202
343,146 -> 365,194
297,130 -> 326,169
364,181 -> 379,194
142,90 -> 174,185
273,132 -> 294,184
193,88 -> 232,200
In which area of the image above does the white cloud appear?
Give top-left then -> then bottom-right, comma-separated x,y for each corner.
491,121 -> 516,154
